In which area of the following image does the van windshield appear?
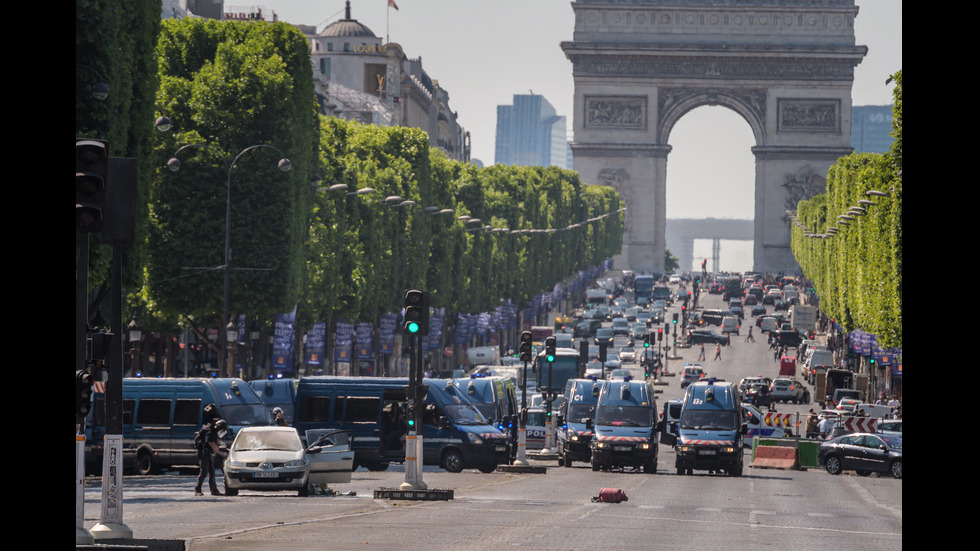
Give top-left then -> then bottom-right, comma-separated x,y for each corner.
566,403 -> 596,422
220,404 -> 272,426
680,409 -> 737,431
595,406 -> 654,427
444,404 -> 489,425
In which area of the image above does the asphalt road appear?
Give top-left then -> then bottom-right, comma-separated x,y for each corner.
80,288 -> 901,550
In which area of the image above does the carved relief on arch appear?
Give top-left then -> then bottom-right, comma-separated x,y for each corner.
781,165 -> 826,224
598,168 -> 632,237
657,87 -> 766,143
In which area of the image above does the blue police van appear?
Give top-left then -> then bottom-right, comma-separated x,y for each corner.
556,377 -> 606,467
589,378 -> 659,473
294,377 -> 509,473
673,378 -> 747,476
249,377 -> 298,424
88,377 -> 271,475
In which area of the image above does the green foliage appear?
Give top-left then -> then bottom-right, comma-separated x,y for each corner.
791,154 -> 901,348
147,19 -> 318,324
76,0 -> 161,304
298,118 -> 623,327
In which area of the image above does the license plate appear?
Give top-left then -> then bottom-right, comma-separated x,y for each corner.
698,449 -> 717,455
614,446 -> 631,452
495,446 -> 506,452
254,471 -> 279,478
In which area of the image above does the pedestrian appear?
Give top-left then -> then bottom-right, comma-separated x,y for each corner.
713,343 -> 722,361
804,409 -> 818,439
273,407 -> 287,426
725,335 -> 732,348
745,326 -> 754,342
887,395 -> 901,409
697,343 -> 706,361
195,419 -> 227,496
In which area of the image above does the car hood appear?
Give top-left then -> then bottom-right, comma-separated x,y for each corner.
228,449 -> 305,463
678,428 -> 738,446
594,425 -> 654,442
564,421 -> 594,436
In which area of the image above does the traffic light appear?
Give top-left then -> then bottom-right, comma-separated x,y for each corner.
672,313 -> 678,325
75,369 -> 94,418
657,327 -> 663,342
644,334 -> 651,348
545,336 -> 557,363
406,402 -> 416,429
598,342 -> 607,363
403,290 -> 429,336
76,138 -> 109,233
519,331 -> 533,362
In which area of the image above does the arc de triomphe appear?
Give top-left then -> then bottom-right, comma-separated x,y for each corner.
562,0 -> 868,273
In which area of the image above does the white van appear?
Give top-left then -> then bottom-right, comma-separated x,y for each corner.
721,316 -> 740,335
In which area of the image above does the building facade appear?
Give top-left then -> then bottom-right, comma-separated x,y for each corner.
495,94 -> 572,169
850,105 -> 894,154
301,2 -> 469,162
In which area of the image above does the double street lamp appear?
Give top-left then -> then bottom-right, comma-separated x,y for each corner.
168,143 -> 292,376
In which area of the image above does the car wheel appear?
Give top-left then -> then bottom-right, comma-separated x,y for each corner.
890,460 -> 902,479
224,480 -> 238,497
644,459 -> 657,474
591,455 -> 601,472
366,462 -> 390,472
478,464 -> 498,474
297,482 -> 310,497
136,449 -> 158,476
729,463 -> 743,477
856,470 -> 871,477
443,449 -> 464,473
824,455 -> 842,475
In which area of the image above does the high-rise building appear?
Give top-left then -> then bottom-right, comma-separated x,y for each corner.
851,105 -> 894,154
495,94 -> 571,169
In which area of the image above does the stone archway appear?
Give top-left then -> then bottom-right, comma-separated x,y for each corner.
562,0 -> 867,273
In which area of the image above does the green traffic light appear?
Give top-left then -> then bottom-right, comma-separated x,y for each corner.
546,354 -> 555,363
406,321 -> 420,334
407,418 -> 415,427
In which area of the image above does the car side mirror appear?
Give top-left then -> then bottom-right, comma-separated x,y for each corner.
585,418 -> 593,430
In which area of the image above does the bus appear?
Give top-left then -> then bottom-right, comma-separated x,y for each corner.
634,274 -> 655,304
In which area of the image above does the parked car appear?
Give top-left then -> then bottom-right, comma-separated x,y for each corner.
818,432 -> 902,478
223,426 -> 354,496
686,329 -> 728,345
876,419 -> 902,438
769,378 -> 810,403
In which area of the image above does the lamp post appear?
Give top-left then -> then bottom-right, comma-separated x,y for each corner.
168,143 -> 292,376
127,317 -> 142,377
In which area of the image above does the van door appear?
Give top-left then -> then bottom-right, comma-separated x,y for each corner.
131,394 -> 174,474
660,402 -> 679,446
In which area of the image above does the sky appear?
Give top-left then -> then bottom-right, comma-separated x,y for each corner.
246,0 -> 902,271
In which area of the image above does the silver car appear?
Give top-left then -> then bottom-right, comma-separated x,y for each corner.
223,426 -> 353,496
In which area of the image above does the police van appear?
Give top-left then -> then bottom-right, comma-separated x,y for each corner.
588,378 -> 659,473
673,379 -> 746,476
294,377 -> 509,473
449,375 -> 519,459
88,377 -> 271,475
249,377 -> 298,424
556,377 -> 605,467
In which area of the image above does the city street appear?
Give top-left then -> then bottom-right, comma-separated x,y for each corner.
81,289 -> 901,551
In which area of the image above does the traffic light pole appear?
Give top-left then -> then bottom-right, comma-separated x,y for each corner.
401,333 -> 426,491
513,358 -> 529,466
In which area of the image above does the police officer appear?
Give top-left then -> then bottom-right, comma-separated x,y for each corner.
273,407 -> 287,426
195,419 -> 227,496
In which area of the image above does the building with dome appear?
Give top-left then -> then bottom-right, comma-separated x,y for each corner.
300,1 -> 470,162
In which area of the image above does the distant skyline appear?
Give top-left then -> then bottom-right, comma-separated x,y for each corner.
249,0 -> 902,271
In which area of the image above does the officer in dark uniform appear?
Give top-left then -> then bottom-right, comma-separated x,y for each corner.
195,419 -> 227,496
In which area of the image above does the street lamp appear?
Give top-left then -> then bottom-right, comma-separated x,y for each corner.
128,316 -> 142,377
168,143 -> 292,376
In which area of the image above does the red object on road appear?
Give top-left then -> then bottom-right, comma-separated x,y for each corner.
595,488 -> 629,503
